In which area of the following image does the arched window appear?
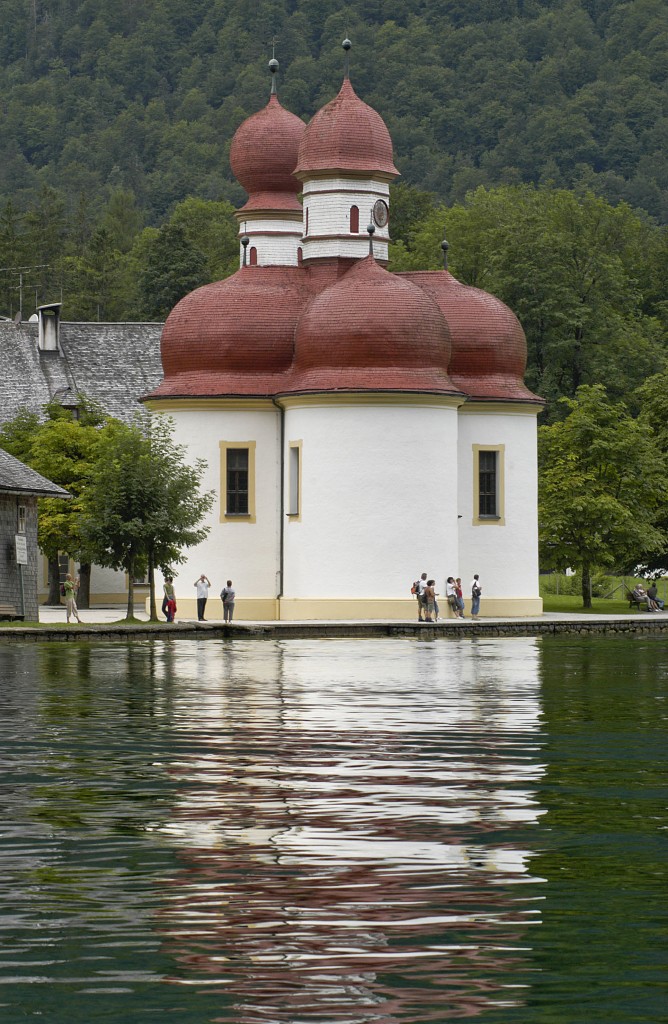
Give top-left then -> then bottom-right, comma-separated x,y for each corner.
249,246 -> 258,266
297,246 -> 303,265
350,205 -> 359,233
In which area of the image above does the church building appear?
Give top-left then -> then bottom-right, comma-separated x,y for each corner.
144,44 -> 543,620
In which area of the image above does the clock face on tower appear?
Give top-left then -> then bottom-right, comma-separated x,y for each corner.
372,199 -> 389,228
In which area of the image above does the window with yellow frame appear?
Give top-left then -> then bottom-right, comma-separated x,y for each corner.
219,441 -> 256,523
473,444 -> 505,525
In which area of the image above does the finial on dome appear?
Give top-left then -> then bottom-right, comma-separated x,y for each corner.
367,221 -> 375,256
241,234 -> 250,266
268,56 -> 279,95
441,237 -> 450,270
342,37 -> 352,80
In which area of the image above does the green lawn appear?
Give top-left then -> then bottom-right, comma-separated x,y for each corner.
542,594 -> 642,614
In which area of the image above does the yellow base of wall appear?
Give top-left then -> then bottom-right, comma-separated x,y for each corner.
157,596 -> 544,621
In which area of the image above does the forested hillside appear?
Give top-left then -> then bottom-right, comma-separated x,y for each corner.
0,0 -> 667,420
1,0 -> 666,223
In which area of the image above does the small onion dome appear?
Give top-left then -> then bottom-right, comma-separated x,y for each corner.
146,267 -> 310,398
294,79 -> 399,180
230,95 -> 306,213
400,271 -> 543,404
285,256 -> 459,394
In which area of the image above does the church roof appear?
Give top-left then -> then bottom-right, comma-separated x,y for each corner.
0,447 -> 70,498
294,78 -> 398,180
0,322 -> 164,426
230,93 -> 305,213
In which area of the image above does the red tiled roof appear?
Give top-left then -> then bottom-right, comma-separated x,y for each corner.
295,79 -> 399,179
402,271 -> 543,404
284,256 -> 460,395
230,95 -> 305,214
145,267 -> 310,399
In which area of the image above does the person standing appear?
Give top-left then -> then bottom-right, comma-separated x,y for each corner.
162,576 -> 175,621
424,579 -> 436,622
455,578 -> 466,618
194,574 -> 211,621
471,574 -> 482,619
445,577 -> 461,618
416,572 -> 428,621
63,573 -> 82,624
220,580 -> 236,623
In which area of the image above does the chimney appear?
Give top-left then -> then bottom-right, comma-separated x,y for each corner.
37,302 -> 62,352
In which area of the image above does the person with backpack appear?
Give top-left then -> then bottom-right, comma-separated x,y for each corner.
471,574 -> 482,619
220,580 -> 236,623
412,572 -> 428,621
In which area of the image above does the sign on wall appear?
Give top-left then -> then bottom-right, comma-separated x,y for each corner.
15,535 -> 28,566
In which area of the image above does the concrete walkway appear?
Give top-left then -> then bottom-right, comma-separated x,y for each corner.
35,604 -> 665,626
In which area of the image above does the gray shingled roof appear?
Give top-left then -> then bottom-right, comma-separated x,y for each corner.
0,447 -> 71,498
0,321 -> 164,425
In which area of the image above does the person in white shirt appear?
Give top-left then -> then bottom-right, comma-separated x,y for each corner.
416,572 -> 428,621
194,574 -> 211,621
471,574 -> 482,619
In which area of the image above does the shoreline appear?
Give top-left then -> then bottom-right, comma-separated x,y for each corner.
2,613 -> 667,641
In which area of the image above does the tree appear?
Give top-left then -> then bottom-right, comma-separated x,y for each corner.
134,221 -> 209,320
538,385 -> 666,606
0,399 -> 105,605
81,412 -> 213,620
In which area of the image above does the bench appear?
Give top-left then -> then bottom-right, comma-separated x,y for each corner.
0,603 -> 23,621
626,590 -> 651,611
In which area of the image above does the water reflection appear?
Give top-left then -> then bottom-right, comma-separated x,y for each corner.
156,639 -> 546,1021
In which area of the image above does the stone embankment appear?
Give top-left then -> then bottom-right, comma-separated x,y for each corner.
1,616 -> 667,642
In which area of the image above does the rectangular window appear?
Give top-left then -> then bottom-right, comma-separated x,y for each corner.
478,450 -> 497,517
17,505 -> 26,534
473,444 -> 505,525
219,441 -> 256,523
288,441 -> 302,518
227,447 -> 249,514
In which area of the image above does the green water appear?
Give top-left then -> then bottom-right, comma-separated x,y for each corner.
0,636 -> 665,1023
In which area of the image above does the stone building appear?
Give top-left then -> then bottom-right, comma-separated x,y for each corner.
0,447 -> 69,620
0,306 -> 163,604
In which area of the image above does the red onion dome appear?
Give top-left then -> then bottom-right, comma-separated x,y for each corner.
230,94 -> 306,212
146,267 -> 311,398
400,271 -> 542,404
294,78 -> 399,180
285,255 -> 459,394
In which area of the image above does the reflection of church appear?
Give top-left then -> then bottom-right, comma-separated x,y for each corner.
145,43 -> 543,621
155,639 -> 545,1021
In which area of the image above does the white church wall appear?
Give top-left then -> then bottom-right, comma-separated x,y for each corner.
457,404 -> 542,615
151,404 -> 281,619
237,214 -> 303,266
280,399 -> 460,618
302,177 -> 390,262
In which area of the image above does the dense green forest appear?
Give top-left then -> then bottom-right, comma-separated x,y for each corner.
1,0 -> 667,222
0,0 -> 667,419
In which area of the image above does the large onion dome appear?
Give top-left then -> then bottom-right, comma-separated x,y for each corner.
284,255 -> 459,394
401,271 -> 542,404
145,267 -> 311,398
230,93 -> 305,213
294,77 -> 398,180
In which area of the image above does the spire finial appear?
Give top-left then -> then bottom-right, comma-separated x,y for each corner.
241,234 -> 250,267
441,237 -> 449,270
268,37 -> 279,95
367,222 -> 375,256
342,37 -> 352,80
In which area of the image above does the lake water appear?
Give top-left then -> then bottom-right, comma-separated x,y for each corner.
0,636 -> 665,1023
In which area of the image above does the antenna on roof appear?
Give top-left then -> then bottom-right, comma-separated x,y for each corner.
241,235 -> 250,267
268,35 -> 279,94
441,236 -> 449,270
342,37 -> 351,80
